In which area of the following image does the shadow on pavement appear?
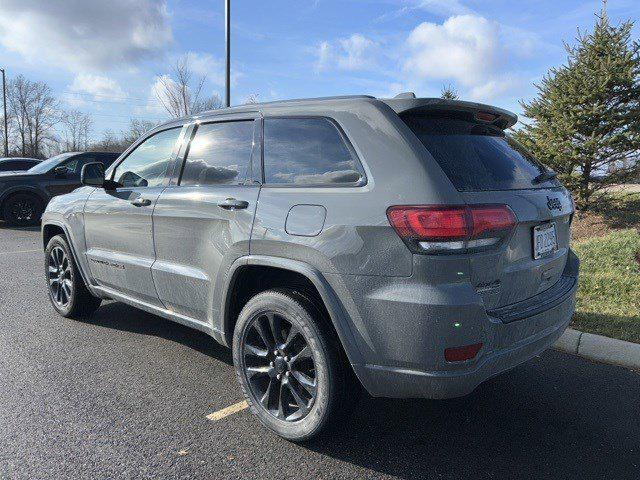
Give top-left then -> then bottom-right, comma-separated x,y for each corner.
71,299 -> 639,479
305,350 -> 640,479
0,221 -> 40,232
76,301 -> 233,366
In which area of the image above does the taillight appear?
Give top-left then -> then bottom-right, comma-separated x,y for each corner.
386,204 -> 516,254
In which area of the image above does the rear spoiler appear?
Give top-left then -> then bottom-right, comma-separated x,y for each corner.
380,97 -> 518,130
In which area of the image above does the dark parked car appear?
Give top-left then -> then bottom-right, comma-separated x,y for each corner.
0,157 -> 41,172
0,151 -> 120,226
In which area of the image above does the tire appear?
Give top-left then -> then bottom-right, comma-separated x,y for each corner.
45,234 -> 102,318
2,193 -> 43,226
232,289 -> 356,441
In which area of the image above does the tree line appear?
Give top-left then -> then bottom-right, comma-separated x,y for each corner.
0,55 -> 223,158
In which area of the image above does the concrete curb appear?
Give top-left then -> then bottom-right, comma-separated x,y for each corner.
553,328 -> 640,370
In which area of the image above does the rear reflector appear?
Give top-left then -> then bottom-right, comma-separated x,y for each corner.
387,204 -> 516,254
444,342 -> 483,362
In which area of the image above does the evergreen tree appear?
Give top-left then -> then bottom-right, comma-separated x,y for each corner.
440,85 -> 459,100
514,5 -> 640,209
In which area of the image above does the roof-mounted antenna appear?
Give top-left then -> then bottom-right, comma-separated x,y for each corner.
394,92 -> 416,99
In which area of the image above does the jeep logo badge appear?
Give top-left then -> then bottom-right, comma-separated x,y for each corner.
546,196 -> 562,212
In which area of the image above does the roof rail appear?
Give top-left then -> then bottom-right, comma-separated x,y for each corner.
255,94 -> 375,107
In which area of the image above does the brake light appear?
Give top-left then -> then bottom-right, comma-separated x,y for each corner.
387,205 -> 516,254
475,112 -> 497,122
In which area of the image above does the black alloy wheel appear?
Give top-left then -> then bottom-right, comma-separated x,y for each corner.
2,193 -> 42,226
242,310 -> 318,422
44,234 -> 102,318
47,245 -> 73,308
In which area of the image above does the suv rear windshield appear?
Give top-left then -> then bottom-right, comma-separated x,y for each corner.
402,115 -> 557,191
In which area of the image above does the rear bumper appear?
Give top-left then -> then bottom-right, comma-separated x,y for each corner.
342,251 -> 579,399
353,288 -> 574,398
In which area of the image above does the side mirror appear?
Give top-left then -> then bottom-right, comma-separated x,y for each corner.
81,162 -> 105,187
54,165 -> 69,176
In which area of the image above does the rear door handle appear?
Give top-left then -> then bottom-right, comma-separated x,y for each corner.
131,198 -> 151,207
218,198 -> 249,210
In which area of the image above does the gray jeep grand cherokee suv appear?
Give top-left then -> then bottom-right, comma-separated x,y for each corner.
41,95 -> 578,441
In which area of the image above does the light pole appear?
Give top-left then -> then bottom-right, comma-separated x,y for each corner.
224,0 -> 231,108
1,68 -> 7,157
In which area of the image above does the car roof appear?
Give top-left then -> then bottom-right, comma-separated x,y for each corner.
154,94 -> 518,131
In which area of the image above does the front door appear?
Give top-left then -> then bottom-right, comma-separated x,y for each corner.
152,117 -> 261,323
83,126 -> 185,305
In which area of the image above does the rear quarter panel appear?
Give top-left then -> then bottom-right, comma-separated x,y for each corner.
250,99 -> 465,277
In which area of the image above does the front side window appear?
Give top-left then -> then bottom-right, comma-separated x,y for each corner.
113,128 -> 182,188
263,117 -> 365,186
180,121 -> 255,186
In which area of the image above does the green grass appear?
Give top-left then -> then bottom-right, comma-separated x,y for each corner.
571,229 -> 640,343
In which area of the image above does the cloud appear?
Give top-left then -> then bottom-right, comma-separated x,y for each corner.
184,52 -> 227,87
315,34 -> 378,72
403,15 -> 501,88
0,0 -> 172,71
69,74 -> 126,100
466,77 -> 523,102
377,0 -> 472,22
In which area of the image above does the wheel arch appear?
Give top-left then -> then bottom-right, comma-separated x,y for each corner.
41,220 -> 94,293
221,255 -> 364,368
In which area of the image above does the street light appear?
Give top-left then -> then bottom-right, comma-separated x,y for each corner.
225,0 -> 231,108
1,68 -> 7,157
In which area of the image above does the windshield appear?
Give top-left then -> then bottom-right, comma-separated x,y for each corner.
403,115 -> 558,191
27,153 -> 76,174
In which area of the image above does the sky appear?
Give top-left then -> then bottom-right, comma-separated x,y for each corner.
0,0 -> 638,140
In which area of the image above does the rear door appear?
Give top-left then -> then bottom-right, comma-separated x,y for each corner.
151,115 -> 261,322
403,114 -> 573,309
84,126 -> 185,305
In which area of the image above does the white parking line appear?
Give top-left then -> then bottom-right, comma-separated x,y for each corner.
0,249 -> 41,255
206,400 -> 248,421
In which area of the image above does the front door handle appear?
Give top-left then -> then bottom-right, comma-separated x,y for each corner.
131,197 -> 151,207
218,198 -> 249,210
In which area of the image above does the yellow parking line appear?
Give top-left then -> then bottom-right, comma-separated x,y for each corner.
206,400 -> 248,421
0,249 -> 41,255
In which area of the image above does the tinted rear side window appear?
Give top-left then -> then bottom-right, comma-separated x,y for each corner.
180,121 -> 256,186
403,116 -> 557,191
263,117 -> 365,186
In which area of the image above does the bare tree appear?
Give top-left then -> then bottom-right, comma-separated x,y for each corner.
91,129 -> 123,153
61,109 -> 92,151
91,118 -> 160,153
155,55 -> 222,118
243,93 -> 260,104
122,118 -> 159,145
7,75 -> 59,157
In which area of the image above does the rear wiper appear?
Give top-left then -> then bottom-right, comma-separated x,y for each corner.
533,169 -> 557,184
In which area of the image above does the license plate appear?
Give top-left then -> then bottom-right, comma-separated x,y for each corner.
533,223 -> 557,259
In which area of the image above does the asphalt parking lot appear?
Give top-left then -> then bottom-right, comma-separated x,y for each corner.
1,224 -> 639,479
